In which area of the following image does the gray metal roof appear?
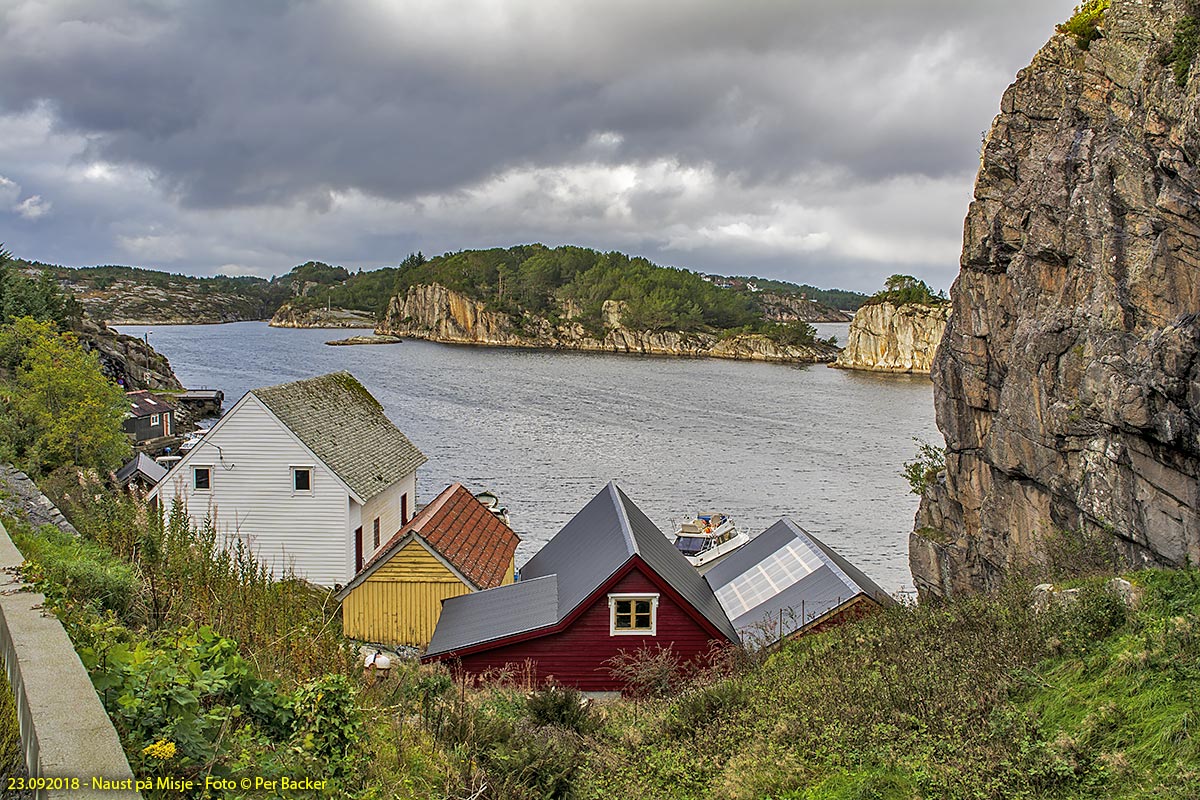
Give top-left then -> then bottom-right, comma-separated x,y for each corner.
425,481 -> 739,656
115,452 -> 167,486
425,575 -> 559,655
251,372 -> 427,502
704,518 -> 894,643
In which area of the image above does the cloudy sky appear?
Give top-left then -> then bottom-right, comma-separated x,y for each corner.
0,1 -> 1071,292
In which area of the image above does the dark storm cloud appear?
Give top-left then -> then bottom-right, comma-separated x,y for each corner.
0,0 -> 1075,287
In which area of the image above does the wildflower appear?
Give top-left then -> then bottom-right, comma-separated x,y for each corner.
142,739 -> 176,760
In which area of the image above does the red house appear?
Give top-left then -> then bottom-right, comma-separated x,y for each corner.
422,482 -> 740,691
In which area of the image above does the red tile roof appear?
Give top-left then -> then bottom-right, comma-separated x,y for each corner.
367,483 -> 520,589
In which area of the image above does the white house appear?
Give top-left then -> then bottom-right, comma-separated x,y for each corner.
149,371 -> 428,587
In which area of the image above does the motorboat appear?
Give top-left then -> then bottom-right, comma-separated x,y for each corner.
672,513 -> 750,567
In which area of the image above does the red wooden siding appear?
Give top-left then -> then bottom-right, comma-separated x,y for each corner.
450,566 -> 725,691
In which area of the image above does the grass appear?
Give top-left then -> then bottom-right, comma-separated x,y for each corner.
4,469 -> 1199,799
0,664 -> 22,780
1057,0 -> 1111,51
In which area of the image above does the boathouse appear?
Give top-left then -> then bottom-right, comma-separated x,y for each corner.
123,390 -> 175,443
703,518 -> 894,647
149,371 -> 427,586
336,483 -> 520,648
423,482 -> 739,691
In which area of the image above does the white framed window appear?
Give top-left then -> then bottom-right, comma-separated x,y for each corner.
193,466 -> 212,491
608,593 -> 659,636
291,466 -> 313,493
150,414 -> 160,425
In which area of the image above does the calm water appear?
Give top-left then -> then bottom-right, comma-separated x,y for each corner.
119,321 -> 936,592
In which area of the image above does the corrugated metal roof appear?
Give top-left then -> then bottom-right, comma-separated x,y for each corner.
704,518 -> 894,642
251,372 -> 427,502
425,481 -> 738,656
426,575 -> 559,655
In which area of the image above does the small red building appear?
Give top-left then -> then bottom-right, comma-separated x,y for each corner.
422,482 -> 740,691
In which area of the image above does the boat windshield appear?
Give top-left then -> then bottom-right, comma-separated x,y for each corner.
675,536 -> 709,556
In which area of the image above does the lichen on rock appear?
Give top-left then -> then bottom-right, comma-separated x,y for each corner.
912,0 -> 1200,599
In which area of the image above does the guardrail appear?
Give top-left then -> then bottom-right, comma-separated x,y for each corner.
0,519 -> 140,799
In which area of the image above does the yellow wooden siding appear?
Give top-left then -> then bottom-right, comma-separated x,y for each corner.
341,540 -> 470,647
503,556 -> 515,585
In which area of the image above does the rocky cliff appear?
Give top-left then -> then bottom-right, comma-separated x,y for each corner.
911,0 -> 1200,599
833,302 -> 950,373
757,293 -> 853,323
269,302 -> 378,328
74,316 -> 183,392
378,283 -> 840,363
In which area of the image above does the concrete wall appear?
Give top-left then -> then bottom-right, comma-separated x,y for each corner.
0,520 -> 140,799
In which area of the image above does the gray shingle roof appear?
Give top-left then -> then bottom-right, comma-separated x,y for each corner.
704,518 -> 894,643
252,372 -> 427,502
425,481 -> 739,657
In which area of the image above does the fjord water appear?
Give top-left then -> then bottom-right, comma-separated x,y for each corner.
120,321 -> 936,592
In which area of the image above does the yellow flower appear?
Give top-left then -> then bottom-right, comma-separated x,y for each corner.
142,740 -> 176,760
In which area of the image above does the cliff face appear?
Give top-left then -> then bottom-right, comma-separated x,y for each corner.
379,283 -> 840,363
757,293 -> 853,323
74,316 -> 183,392
833,302 -> 950,373
269,303 -> 377,329
912,0 -> 1200,598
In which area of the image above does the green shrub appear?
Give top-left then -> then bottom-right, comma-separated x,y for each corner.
526,684 -> 595,734
1057,0 -> 1111,50
8,519 -> 137,617
291,673 -> 365,782
0,665 -> 21,781
1163,14 -> 1200,87
901,438 -> 945,495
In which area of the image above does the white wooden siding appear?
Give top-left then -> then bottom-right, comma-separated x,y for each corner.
155,396 -> 353,585
362,473 -> 416,561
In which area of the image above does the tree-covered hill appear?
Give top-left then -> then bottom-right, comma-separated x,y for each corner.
19,247 -> 863,331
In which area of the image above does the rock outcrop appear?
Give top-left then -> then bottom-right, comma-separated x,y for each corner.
833,302 -> 950,373
757,293 -> 853,323
74,315 -> 183,392
911,0 -> 1200,599
379,283 -> 840,363
269,302 -> 378,329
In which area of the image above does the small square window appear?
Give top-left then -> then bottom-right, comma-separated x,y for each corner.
193,467 -> 211,491
150,413 -> 160,425
609,594 -> 658,635
293,467 -> 312,492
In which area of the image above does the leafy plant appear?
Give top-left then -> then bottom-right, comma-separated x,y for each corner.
901,437 -> 946,495
1057,0 -> 1111,50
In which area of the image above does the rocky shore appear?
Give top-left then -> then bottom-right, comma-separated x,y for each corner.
269,303 -> 378,328
378,283 -> 839,363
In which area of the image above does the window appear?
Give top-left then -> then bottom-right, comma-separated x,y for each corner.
193,466 -> 211,491
150,414 -> 160,426
401,492 -> 409,525
373,517 -> 380,549
609,593 -> 659,636
292,466 -> 312,492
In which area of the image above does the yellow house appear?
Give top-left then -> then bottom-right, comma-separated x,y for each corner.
336,483 -> 520,648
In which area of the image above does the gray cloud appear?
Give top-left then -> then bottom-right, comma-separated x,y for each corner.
0,0 -> 1075,291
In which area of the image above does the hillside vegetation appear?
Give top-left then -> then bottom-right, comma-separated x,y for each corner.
24,247 -> 860,331
6,457 -> 1197,800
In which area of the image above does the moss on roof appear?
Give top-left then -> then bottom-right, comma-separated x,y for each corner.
252,371 -> 427,501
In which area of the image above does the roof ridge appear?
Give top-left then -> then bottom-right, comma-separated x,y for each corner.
782,518 -> 859,595
607,481 -> 637,556
410,482 -> 464,533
